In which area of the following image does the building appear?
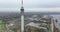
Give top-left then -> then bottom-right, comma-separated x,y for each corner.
25,22 -> 48,32
25,15 -> 54,32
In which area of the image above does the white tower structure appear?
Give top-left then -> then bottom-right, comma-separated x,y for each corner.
20,0 -> 24,32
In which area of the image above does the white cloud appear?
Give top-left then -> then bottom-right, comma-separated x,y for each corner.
0,0 -> 19,3
0,8 -> 20,12
0,0 -> 60,12
24,8 -> 60,12
0,0 -> 60,8
0,8 -> 60,12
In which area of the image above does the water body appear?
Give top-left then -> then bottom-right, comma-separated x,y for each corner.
51,15 -> 60,29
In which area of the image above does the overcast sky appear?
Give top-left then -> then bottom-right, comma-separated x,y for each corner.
0,0 -> 60,12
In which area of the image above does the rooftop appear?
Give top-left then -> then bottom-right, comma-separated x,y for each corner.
26,22 -> 47,29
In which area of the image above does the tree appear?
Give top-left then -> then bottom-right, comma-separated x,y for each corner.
9,25 -> 21,32
0,20 -> 13,32
56,19 -> 58,23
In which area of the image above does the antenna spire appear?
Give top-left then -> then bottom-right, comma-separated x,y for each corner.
21,0 -> 23,7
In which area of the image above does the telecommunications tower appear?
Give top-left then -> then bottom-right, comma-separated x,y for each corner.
20,0 -> 24,32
